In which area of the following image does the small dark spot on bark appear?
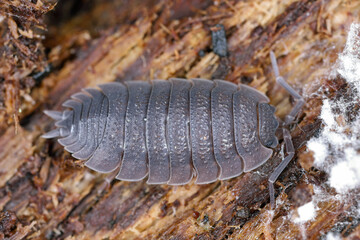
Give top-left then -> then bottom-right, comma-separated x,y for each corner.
172,199 -> 180,208
31,64 -> 52,86
159,200 -> 168,217
45,229 -> 56,239
240,75 -> 253,84
236,207 -> 250,219
57,187 -> 66,203
312,126 -> 322,138
250,25 -> 264,38
0,211 -> 18,238
211,24 -> 228,57
289,183 -> 313,207
192,210 -> 200,219
202,214 -> 209,224
211,58 -> 230,80
63,217 -> 84,235
198,49 -> 206,57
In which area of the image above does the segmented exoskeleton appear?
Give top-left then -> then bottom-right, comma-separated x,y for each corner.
43,52 -> 304,207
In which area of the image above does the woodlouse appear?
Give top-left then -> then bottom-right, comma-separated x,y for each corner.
43,52 -> 304,206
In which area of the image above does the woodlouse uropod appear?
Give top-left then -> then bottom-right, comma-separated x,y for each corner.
43,52 -> 304,207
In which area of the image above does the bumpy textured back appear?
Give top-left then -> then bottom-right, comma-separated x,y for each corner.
43,79 -> 278,185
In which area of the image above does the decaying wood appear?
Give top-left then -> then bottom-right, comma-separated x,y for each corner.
0,0 -> 56,128
0,0 -> 359,239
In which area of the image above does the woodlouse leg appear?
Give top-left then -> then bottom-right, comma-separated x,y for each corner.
268,51 -> 303,208
270,51 -> 304,125
268,128 -> 294,208
95,168 -> 119,196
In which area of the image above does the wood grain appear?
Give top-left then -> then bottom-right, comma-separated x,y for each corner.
0,0 -> 359,239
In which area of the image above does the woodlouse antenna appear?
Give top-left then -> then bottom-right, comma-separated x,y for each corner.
270,51 -> 305,125
268,51 -> 304,208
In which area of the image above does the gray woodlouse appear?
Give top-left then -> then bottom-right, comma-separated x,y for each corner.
43,52 -> 304,207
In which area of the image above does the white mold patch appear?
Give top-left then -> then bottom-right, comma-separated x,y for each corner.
307,22 -> 360,194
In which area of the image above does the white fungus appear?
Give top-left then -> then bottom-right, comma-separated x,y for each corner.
326,232 -> 342,240
294,23 -> 360,235
329,148 -> 360,193
294,201 -> 316,223
307,22 -> 360,194
337,23 -> 360,93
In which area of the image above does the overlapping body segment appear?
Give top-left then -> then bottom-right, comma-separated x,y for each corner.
43,78 -> 278,185
233,85 -> 273,172
117,81 -> 151,181
190,79 -> 219,184
72,88 -> 104,160
211,80 -> 244,180
86,83 -> 128,173
65,93 -> 91,153
167,78 -> 193,185
146,80 -> 171,184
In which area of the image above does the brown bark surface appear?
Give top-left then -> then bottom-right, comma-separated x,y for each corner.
0,0 -> 359,239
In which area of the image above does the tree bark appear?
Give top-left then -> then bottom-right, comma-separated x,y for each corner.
0,0 -> 359,239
